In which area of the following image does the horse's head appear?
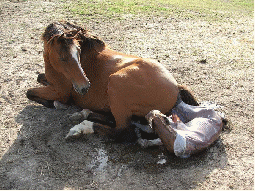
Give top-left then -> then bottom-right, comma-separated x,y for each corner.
46,32 -> 90,95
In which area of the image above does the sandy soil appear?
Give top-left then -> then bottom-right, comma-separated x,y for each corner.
0,0 -> 254,189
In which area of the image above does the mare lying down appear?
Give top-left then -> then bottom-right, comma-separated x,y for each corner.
65,97 -> 226,158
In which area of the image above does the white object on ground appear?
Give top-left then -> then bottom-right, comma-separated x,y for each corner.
137,138 -> 163,148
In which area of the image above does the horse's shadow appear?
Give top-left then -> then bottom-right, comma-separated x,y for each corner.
0,105 -> 228,189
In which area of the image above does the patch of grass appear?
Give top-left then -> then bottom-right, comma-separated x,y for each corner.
64,0 -> 254,21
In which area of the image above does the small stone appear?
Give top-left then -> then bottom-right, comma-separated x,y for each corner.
21,47 -> 27,51
199,59 -> 207,64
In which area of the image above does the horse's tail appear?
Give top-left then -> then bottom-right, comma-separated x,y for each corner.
178,84 -> 199,106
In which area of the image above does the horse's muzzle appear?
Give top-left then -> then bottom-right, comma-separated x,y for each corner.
73,82 -> 91,95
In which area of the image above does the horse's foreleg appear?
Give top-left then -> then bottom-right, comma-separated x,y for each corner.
108,91 -> 137,142
65,109 -> 139,142
26,87 -> 54,108
26,85 -> 70,108
68,109 -> 115,126
65,120 -> 115,140
107,73 -> 144,142
66,109 -> 117,139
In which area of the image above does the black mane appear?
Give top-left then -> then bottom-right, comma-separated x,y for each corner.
42,21 -> 105,49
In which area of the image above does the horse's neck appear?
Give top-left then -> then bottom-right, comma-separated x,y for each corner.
80,46 -> 119,67
80,47 -> 113,81
80,46 -> 137,81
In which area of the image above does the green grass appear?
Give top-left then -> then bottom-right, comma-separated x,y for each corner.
64,0 -> 254,21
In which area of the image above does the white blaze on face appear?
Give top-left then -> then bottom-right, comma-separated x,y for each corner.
71,44 -> 80,63
70,43 -> 87,78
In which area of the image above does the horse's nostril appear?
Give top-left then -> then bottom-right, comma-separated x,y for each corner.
73,82 -> 90,95
80,83 -> 90,95
81,87 -> 89,95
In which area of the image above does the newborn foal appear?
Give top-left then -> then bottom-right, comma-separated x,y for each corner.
144,100 -> 224,158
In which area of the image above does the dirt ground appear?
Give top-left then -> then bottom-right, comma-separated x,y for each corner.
0,0 -> 254,189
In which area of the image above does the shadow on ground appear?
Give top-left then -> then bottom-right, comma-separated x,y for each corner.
0,105 -> 228,189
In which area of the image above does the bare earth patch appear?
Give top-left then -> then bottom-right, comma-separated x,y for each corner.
0,0 -> 253,189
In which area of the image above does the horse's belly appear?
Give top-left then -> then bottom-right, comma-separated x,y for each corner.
128,84 -> 178,116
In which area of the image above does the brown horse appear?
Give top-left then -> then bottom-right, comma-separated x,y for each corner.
27,21 -> 198,139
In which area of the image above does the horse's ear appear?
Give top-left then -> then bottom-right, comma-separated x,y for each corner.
83,34 -> 105,50
47,35 -> 55,44
57,33 -> 65,39
73,30 -> 80,39
47,33 -> 64,44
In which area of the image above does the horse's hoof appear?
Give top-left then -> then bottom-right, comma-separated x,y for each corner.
37,73 -> 49,86
68,112 -> 84,122
68,109 -> 92,124
80,109 -> 92,119
53,101 -> 69,110
26,89 -> 35,100
65,120 -> 95,140
65,129 -> 82,140
137,138 -> 149,148
137,138 -> 163,148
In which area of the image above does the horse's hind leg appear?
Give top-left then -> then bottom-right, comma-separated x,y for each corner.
107,81 -> 137,142
110,108 -> 137,142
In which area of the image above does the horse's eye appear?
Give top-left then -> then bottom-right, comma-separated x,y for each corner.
59,53 -> 70,63
60,56 -> 68,62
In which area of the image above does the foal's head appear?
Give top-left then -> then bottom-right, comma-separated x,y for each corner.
43,22 -> 92,95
